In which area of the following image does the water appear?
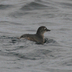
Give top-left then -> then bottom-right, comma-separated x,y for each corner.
0,0 -> 72,72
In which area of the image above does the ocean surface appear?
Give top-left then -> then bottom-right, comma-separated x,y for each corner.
0,0 -> 72,72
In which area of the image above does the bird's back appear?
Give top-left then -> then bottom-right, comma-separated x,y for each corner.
20,34 -> 44,44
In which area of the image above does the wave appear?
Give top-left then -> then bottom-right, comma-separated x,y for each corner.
9,1 -> 56,17
20,2 -> 49,11
12,49 -> 52,60
0,49 -> 52,60
0,36 -> 57,45
58,2 -> 72,9
0,36 -> 58,60
0,4 -> 12,9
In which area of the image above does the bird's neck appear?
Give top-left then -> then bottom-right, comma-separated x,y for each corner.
36,33 -> 45,44
36,32 -> 44,37
36,30 -> 45,36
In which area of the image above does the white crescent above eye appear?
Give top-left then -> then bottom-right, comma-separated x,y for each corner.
44,28 -> 46,29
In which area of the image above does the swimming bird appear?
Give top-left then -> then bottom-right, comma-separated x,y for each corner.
19,26 -> 50,44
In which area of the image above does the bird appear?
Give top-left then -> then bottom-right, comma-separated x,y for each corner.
19,26 -> 50,44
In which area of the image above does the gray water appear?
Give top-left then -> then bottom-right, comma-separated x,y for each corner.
0,0 -> 72,72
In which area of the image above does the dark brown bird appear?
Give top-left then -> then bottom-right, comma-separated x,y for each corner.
19,26 -> 50,44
